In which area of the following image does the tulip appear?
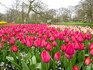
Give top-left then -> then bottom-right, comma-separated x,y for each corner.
40,40 -> 47,48
61,44 -> 66,52
90,49 -> 93,56
79,43 -> 85,50
9,37 -> 15,45
54,52 -> 61,61
50,36 -> 55,41
84,33 -> 91,40
26,36 -> 33,47
46,43 -> 52,51
1,36 -> 7,42
58,33 -> 63,40
26,39 -> 33,48
11,45 -> 18,52
63,36 -> 70,43
84,56 -> 91,66
41,50 -> 51,63
89,42 -> 93,50
65,53 -> 73,59
66,43 -> 75,55
73,66 -> 79,70
74,42 -> 80,50
52,41 -> 57,47
77,34 -> 84,42
21,39 -> 26,44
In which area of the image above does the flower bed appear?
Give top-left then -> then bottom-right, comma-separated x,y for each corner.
0,24 -> 93,70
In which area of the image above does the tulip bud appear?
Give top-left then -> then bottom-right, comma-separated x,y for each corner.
84,56 -> 91,66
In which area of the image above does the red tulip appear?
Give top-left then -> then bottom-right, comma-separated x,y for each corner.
79,43 -> 85,50
1,36 -> 7,42
73,66 -> 79,70
89,42 -> 93,50
41,50 -> 51,63
11,45 -> 18,52
90,49 -> 93,56
84,33 -> 91,40
84,56 -> 91,66
54,52 -> 61,61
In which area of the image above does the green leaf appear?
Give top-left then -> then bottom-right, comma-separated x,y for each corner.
6,56 -> 14,61
21,60 -> 30,70
86,66 -> 91,70
32,55 -> 36,64
36,63 -> 41,69
76,62 -> 83,70
11,61 -> 21,70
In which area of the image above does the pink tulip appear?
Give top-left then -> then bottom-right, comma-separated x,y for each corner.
41,50 -> 51,63
61,44 -> 66,52
46,43 -> 52,51
77,34 -> 84,42
74,42 -> 80,50
40,40 -> 47,48
52,41 -> 57,47
66,43 -> 75,55
9,37 -> 15,45
63,36 -> 70,43
65,53 -> 73,59
26,36 -> 33,47
54,52 -> 61,61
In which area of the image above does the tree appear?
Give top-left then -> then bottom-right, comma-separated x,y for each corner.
75,0 -> 93,23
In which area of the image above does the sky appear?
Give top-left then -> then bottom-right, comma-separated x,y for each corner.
0,0 -> 81,14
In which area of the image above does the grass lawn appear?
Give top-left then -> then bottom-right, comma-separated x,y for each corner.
58,22 -> 93,28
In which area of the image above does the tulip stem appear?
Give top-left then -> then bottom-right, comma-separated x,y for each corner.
91,57 -> 93,70
67,59 -> 72,70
